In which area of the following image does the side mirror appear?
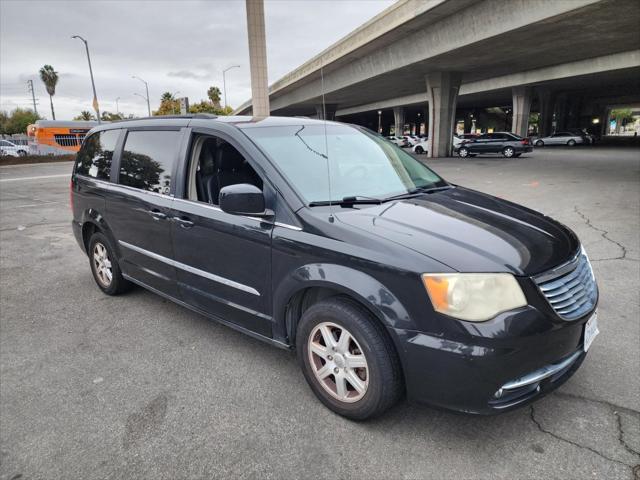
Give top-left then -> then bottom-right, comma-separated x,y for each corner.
219,184 -> 271,217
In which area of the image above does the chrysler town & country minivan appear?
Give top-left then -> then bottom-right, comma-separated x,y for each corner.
71,115 -> 599,419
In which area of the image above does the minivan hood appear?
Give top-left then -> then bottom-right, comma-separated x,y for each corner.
335,187 -> 579,275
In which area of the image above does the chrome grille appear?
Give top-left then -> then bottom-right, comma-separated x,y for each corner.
534,250 -> 598,321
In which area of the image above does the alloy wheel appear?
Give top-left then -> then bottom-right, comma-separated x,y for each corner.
504,147 -> 514,157
459,148 -> 469,158
93,242 -> 113,287
308,322 -> 369,403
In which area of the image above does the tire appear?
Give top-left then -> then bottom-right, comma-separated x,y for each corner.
458,147 -> 469,158
415,146 -> 424,154
567,139 -> 576,146
296,297 -> 403,420
88,232 -> 132,295
17,150 -> 27,157
535,140 -> 544,147
502,146 -> 515,158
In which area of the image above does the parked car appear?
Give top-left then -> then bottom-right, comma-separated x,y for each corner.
412,137 -> 429,154
387,135 -> 409,148
534,132 -> 585,147
457,132 -> 532,158
71,115 -> 598,419
567,128 -> 596,144
405,135 -> 421,147
0,139 -> 28,157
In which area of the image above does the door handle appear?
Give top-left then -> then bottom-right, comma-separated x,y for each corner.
148,209 -> 167,220
173,216 -> 194,228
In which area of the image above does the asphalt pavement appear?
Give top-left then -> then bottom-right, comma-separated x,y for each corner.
1,147 -> 638,480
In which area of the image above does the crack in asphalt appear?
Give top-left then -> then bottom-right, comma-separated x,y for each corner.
574,206 -> 636,261
615,410 -> 640,458
529,404 -> 634,470
553,391 -> 640,416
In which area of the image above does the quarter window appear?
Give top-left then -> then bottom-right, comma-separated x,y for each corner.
119,130 -> 181,194
75,129 -> 120,180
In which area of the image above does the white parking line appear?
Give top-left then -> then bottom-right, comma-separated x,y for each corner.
0,174 -> 69,182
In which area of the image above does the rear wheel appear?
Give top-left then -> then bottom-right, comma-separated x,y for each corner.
535,140 -> 544,147
567,139 -> 576,146
296,297 -> 403,420
17,150 -> 27,157
458,147 -> 470,158
415,146 -> 424,154
88,232 -> 131,295
502,146 -> 515,158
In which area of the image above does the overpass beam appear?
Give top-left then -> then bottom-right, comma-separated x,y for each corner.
393,107 -> 405,135
512,86 -> 532,137
315,104 -> 337,120
426,72 -> 461,157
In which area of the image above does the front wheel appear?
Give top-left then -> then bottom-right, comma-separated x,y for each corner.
414,146 -> 424,154
296,297 -> 403,420
458,147 -> 470,158
17,150 -> 27,157
535,140 -> 544,147
567,139 -> 576,146
502,146 -> 515,158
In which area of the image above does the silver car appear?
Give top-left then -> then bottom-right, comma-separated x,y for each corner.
534,132 -> 584,147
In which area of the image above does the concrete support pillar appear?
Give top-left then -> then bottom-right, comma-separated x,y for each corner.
555,93 -> 568,131
511,86 -> 532,137
426,71 -> 461,157
246,0 -> 270,116
393,107 -> 405,135
315,104 -> 337,120
537,88 -> 554,137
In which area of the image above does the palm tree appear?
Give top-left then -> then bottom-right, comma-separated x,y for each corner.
75,111 -> 95,121
160,92 -> 174,103
39,65 -> 59,120
207,86 -> 221,109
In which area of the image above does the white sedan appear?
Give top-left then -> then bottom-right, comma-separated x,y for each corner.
0,139 -> 28,157
533,132 -> 585,147
412,138 -> 429,154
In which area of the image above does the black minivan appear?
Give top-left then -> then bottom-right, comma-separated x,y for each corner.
71,115 -> 598,419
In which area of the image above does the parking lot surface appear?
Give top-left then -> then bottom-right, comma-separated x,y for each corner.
1,147 -> 639,480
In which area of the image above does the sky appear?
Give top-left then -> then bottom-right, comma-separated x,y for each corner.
0,0 -> 394,120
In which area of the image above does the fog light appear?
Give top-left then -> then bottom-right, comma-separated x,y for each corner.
494,388 -> 503,399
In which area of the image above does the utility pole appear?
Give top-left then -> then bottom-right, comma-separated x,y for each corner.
132,75 -> 151,116
27,80 -> 38,115
115,97 -> 121,115
223,65 -> 240,110
245,0 -> 269,116
72,35 -> 101,123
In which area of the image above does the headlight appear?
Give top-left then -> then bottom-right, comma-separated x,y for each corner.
422,273 -> 527,322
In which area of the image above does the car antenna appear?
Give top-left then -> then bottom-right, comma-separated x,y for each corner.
320,55 -> 334,223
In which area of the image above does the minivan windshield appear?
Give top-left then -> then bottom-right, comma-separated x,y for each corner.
242,124 -> 447,205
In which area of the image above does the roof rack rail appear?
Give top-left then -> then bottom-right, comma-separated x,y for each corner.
109,113 -> 218,123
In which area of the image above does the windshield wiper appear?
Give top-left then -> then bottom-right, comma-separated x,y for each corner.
380,185 -> 452,202
309,195 -> 382,207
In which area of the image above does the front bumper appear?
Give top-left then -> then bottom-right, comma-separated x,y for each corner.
393,305 -> 593,414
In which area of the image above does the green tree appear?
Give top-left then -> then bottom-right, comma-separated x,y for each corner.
74,110 -> 95,121
101,111 -> 125,121
39,65 -> 59,120
0,108 -> 41,135
207,86 -> 221,109
610,108 -> 634,127
153,92 -> 180,116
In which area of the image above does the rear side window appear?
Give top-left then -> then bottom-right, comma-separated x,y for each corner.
119,130 -> 181,194
75,129 -> 120,180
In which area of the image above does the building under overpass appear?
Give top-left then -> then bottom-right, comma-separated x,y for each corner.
236,0 -> 640,156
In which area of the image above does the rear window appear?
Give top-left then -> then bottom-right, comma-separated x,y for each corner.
119,130 -> 181,194
75,129 -> 120,180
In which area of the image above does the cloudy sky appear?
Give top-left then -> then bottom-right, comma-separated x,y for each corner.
0,0 -> 394,120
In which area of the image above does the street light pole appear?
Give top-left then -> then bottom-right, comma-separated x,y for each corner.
72,35 -> 101,123
132,75 -> 151,116
378,110 -> 382,134
171,91 -> 181,114
223,65 -> 240,110
115,97 -> 121,115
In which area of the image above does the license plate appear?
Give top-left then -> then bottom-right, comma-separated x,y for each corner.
583,311 -> 599,352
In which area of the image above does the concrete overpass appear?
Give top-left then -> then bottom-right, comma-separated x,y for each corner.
236,0 -> 640,156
